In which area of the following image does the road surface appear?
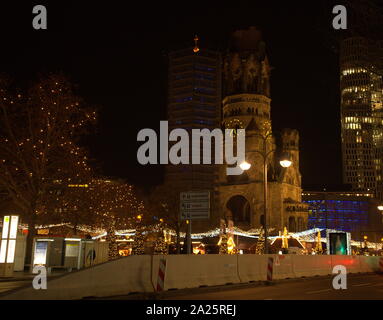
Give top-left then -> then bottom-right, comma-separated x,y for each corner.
0,280 -> 30,294
163,273 -> 383,300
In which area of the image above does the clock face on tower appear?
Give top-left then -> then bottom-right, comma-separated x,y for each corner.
225,118 -> 244,137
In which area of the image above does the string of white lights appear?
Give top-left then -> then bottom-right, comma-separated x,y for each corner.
16,223 -> 383,249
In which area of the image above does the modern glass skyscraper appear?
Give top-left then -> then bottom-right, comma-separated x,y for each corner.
340,37 -> 383,200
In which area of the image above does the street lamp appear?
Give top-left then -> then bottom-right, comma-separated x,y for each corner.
250,131 -> 292,254
240,161 -> 251,171
377,205 -> 383,211
279,157 -> 292,168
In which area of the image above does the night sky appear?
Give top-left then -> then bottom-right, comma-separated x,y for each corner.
0,1 -> 345,191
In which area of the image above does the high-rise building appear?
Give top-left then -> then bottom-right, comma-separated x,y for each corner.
161,44 -> 222,230
340,37 -> 383,199
164,46 -> 221,190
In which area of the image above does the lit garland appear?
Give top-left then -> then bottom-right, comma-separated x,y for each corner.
20,223 -> 383,250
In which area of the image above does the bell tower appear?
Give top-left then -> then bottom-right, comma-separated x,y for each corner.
217,27 -> 308,234
222,26 -> 271,133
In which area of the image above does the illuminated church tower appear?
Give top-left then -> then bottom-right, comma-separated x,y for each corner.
217,27 -> 308,233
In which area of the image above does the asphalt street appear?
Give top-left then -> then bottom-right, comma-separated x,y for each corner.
2,272 -> 383,300
0,280 -> 30,294
164,273 -> 383,300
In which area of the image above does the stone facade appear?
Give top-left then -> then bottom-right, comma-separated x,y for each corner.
158,27 -> 309,234
217,27 -> 308,234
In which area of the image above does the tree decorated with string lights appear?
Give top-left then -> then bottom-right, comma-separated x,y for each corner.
89,179 -> 144,260
131,215 -> 145,255
219,232 -> 228,254
0,74 -> 96,263
153,220 -> 168,255
45,148 -> 97,234
54,184 -> 95,235
147,185 -> 186,254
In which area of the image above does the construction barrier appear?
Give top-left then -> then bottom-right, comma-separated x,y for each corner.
156,258 -> 166,292
156,254 -> 240,290
358,255 -> 382,273
1,254 -> 382,300
331,255 -> 360,274
272,254 -> 295,280
237,255 -> 267,282
1,255 -> 154,300
267,257 -> 273,281
292,255 -> 331,277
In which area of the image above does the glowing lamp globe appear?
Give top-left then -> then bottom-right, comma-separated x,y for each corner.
378,205 -> 383,211
279,159 -> 292,168
240,161 -> 251,171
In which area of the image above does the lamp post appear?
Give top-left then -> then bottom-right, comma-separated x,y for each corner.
240,131 -> 292,254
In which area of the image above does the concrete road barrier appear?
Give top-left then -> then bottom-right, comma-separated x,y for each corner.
358,256 -> 381,273
159,254 -> 240,290
292,255 -> 332,277
1,255 -> 154,300
272,254 -> 295,280
237,255 -> 267,282
331,255 -> 360,274
1,254 -> 382,300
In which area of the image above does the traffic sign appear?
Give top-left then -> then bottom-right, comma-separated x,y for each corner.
180,191 -> 210,220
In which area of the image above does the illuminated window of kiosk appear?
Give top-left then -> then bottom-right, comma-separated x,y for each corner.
0,240 -> 6,263
0,215 -> 19,264
33,240 -> 52,266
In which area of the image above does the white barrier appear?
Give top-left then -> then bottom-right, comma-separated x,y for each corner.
1,254 -> 382,300
358,256 -> 382,273
331,255 -> 360,274
237,255 -> 267,282
292,255 -> 332,277
157,254 -> 241,290
272,254 -> 295,280
1,255 -> 154,300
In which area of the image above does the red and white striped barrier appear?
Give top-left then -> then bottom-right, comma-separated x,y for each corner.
156,258 -> 167,291
267,257 -> 274,281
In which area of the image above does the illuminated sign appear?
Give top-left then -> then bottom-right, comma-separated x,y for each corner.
6,240 -> 16,263
0,240 -> 7,263
326,231 -> 351,255
34,241 -> 48,265
9,216 -> 18,239
65,243 -> 80,257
